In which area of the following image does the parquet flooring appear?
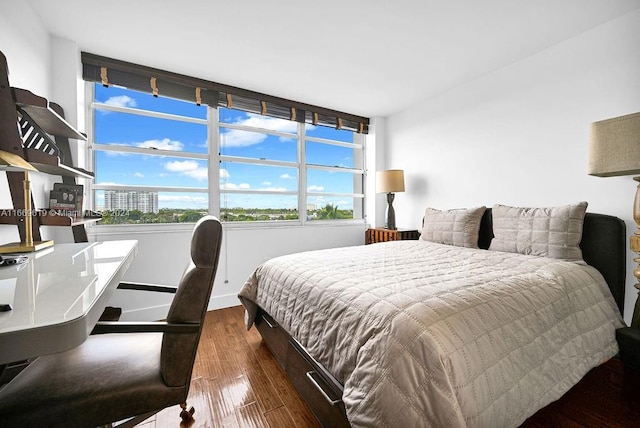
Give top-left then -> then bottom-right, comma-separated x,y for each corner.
139,305 -> 319,428
143,306 -> 640,427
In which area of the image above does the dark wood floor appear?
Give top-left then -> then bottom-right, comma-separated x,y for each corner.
139,305 -> 319,428
143,306 -> 639,427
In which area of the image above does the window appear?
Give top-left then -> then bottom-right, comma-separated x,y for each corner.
90,84 -> 209,224
218,107 -> 364,223
89,86 -> 365,225
305,126 -> 364,220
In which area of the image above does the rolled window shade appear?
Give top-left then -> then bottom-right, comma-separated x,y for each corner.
82,52 -> 369,133
83,64 -> 219,106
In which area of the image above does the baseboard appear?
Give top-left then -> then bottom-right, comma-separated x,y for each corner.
207,293 -> 242,311
119,293 -> 242,321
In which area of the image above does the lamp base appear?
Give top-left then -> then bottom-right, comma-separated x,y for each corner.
0,240 -> 54,254
385,193 -> 397,230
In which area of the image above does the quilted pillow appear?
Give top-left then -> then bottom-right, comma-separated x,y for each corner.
420,206 -> 486,248
488,202 -> 588,261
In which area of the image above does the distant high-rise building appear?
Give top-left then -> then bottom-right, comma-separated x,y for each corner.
104,190 -> 159,213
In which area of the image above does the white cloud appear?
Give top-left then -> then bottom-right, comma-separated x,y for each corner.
262,181 -> 272,186
307,185 -> 325,192
137,138 -> 184,151
221,114 -> 298,147
134,172 -> 144,178
220,169 -> 230,178
221,129 -> 266,148
165,160 -> 199,173
239,114 -> 298,133
164,160 -> 208,181
280,173 -> 295,180
185,168 -> 208,181
104,95 -> 137,108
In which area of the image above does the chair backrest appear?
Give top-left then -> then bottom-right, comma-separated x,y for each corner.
160,216 -> 223,387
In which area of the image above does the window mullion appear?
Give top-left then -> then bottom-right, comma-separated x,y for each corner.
219,155 -> 297,169
299,122 -> 307,224
354,132 -> 365,220
306,164 -> 365,174
304,135 -> 364,149
220,122 -> 297,141
92,102 -> 208,125
94,184 -> 207,193
86,81 -> 96,213
209,106 -> 220,217
308,192 -> 364,198
94,144 -> 208,160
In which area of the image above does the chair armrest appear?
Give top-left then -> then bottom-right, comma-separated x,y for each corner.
117,282 -> 178,294
91,321 -> 200,335
616,326 -> 640,371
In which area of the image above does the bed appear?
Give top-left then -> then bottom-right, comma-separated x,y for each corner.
238,205 -> 627,428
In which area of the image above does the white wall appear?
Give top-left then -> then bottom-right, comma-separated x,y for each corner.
386,9 -> 640,324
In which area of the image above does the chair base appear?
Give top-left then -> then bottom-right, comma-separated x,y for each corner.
180,402 -> 195,422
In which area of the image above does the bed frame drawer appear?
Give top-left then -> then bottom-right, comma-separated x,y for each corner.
286,339 -> 349,427
254,311 -> 289,369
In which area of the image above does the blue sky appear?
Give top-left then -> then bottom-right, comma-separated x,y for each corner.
94,85 -> 360,211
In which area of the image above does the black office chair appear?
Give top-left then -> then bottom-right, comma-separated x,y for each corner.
0,215 -> 223,427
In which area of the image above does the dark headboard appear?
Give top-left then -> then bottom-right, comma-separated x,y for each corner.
477,209 -> 627,315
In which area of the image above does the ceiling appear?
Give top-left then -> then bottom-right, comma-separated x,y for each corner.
26,0 -> 640,118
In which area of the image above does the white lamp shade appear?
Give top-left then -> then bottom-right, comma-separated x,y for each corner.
376,170 -> 405,193
588,111 -> 640,177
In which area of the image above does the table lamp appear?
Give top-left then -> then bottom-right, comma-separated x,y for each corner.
588,111 -> 640,327
0,150 -> 54,253
376,169 -> 405,230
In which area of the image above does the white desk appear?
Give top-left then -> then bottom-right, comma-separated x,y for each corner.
0,240 -> 138,364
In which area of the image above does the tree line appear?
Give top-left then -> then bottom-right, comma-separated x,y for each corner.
99,204 -> 352,224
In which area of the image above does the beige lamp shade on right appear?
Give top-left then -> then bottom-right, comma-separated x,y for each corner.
588,111 -> 640,177
376,170 -> 405,193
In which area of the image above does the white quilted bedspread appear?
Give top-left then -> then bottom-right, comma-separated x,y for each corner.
239,240 -> 624,428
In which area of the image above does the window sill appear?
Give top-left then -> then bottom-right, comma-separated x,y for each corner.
88,218 -> 366,236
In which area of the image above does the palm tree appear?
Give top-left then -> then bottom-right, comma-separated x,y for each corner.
318,203 -> 339,219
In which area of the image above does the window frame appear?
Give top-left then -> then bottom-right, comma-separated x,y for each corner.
86,82 -> 367,231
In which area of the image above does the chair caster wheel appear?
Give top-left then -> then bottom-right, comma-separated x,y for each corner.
180,404 -> 195,422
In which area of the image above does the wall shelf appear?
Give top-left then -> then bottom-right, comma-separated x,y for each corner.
12,88 -> 87,141
24,148 -> 94,179
1,50 -> 95,246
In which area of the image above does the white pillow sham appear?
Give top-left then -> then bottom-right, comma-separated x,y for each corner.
420,206 -> 486,248
488,202 -> 588,262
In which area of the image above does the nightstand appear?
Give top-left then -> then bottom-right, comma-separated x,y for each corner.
365,228 -> 420,244
616,326 -> 640,401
